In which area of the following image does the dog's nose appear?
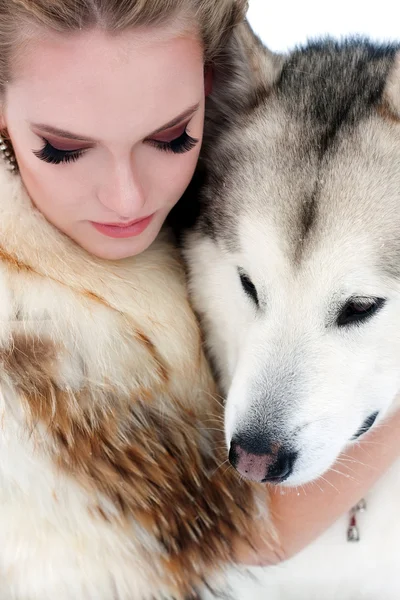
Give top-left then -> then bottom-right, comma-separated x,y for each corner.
229,436 -> 297,483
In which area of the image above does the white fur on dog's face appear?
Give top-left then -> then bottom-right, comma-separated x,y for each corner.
186,109 -> 400,486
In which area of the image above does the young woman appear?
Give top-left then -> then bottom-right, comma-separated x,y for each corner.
0,0 -> 399,597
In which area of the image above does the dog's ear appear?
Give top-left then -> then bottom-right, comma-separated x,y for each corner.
169,22 -> 283,237
205,20 -> 284,133
382,51 -> 400,120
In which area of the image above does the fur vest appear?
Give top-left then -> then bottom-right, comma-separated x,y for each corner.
0,161 -> 255,600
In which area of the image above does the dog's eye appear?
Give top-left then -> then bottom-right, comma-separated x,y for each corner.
337,297 -> 386,327
238,269 -> 259,306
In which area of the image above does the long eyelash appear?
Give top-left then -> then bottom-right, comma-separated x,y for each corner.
33,139 -> 85,165
150,130 -> 199,154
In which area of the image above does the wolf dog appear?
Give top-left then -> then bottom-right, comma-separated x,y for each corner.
182,24 -> 400,599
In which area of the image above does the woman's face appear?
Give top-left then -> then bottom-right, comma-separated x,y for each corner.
1,25 -> 205,259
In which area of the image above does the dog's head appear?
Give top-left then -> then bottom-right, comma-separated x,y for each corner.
184,30 -> 400,486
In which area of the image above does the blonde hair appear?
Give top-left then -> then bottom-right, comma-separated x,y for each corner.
0,0 -> 248,94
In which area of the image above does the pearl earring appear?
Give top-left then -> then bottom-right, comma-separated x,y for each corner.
0,135 -> 17,172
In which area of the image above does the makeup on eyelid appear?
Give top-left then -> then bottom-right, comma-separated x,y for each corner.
31,119 -> 199,164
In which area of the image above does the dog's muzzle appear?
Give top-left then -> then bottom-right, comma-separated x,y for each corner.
229,434 -> 298,484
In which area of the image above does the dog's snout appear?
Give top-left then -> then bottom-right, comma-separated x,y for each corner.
229,440 -> 273,482
266,449 -> 298,483
229,434 -> 298,483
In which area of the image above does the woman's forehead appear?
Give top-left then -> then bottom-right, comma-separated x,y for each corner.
6,27 -> 204,144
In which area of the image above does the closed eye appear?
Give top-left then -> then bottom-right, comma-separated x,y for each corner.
336,297 -> 386,327
33,128 -> 199,165
147,129 -> 199,154
33,139 -> 87,164
238,268 -> 259,306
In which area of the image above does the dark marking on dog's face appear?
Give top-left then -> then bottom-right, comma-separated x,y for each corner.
181,38 -> 400,260
277,40 -> 397,154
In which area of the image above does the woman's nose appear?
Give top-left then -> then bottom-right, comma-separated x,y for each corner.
98,162 -> 146,218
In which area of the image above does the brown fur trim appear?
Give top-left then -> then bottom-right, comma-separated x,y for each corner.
82,289 -> 115,309
1,332 -> 255,594
0,244 -> 170,386
0,246 -> 36,273
81,293 -> 169,384
134,330 -> 170,384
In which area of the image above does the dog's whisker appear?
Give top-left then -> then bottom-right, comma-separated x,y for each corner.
200,389 -> 225,408
205,427 -> 226,433
209,459 -> 230,478
318,475 -> 340,493
335,460 -> 364,476
338,455 -> 373,470
328,467 -> 357,483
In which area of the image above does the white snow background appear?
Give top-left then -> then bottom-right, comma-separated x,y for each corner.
247,0 -> 400,52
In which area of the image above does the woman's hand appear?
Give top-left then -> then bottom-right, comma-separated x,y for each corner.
234,406 -> 400,566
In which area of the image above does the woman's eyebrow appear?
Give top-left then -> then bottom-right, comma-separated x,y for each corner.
30,103 -> 200,143
30,123 -> 97,143
148,103 -> 200,136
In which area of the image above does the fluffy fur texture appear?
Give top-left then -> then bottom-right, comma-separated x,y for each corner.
182,26 -> 400,598
184,30 -> 400,484
0,158 -> 260,599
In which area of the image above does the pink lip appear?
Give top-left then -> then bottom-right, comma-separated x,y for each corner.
91,214 -> 154,238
